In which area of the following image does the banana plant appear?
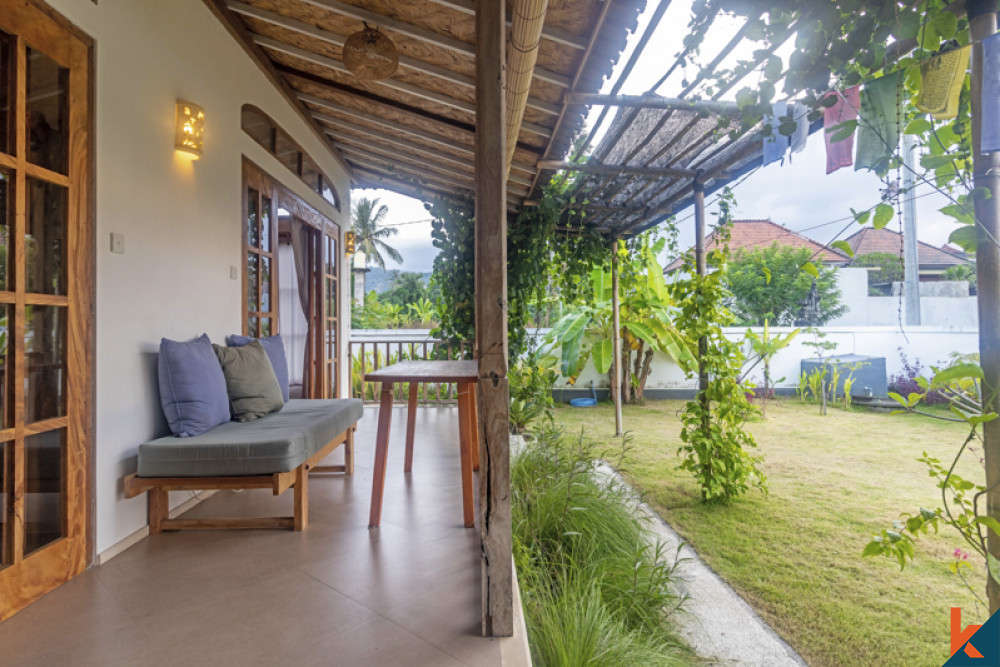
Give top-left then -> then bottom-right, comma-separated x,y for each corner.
741,320 -> 799,416
545,235 -> 694,403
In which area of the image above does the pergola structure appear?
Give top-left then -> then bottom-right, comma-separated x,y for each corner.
201,0 -> 645,637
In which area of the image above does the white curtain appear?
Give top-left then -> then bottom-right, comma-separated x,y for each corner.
278,241 -> 308,395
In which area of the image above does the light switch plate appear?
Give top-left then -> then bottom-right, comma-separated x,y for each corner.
110,233 -> 125,254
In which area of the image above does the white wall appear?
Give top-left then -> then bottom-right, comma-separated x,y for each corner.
43,0 -> 353,554
557,326 -> 980,392
828,267 -> 978,327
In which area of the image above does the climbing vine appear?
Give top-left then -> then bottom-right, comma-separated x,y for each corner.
428,176 -> 607,358
674,191 -> 767,501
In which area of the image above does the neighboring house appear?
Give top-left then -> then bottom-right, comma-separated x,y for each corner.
844,227 -> 971,280
664,219 -> 850,272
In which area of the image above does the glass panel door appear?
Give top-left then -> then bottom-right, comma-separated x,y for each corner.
0,3 -> 93,622
244,186 -> 277,337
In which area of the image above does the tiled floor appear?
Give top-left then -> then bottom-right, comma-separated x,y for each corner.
0,406 -> 512,666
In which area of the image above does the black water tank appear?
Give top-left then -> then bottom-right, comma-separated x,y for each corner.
800,354 -> 887,398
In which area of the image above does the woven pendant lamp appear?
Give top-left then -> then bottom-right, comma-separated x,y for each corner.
343,23 -> 398,81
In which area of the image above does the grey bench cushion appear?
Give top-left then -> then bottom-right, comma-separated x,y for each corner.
138,399 -> 363,478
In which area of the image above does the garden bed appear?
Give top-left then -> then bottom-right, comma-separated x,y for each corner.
553,398 -> 982,667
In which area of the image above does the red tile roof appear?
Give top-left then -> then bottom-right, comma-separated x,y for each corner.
664,219 -> 849,272
844,227 -> 970,268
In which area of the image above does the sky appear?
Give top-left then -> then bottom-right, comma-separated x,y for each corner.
348,0 -> 962,274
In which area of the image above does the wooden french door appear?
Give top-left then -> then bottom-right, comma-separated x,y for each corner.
0,2 -> 93,621
242,159 -> 338,399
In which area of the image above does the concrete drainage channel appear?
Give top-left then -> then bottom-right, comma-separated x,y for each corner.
593,463 -> 807,667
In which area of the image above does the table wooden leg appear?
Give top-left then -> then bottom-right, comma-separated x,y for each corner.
470,383 -> 480,473
404,382 -> 418,473
368,381 -> 395,528
457,382 -> 475,528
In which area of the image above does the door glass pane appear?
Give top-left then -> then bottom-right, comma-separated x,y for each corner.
247,253 -> 258,312
0,305 -> 10,430
1,440 -> 9,569
302,157 -> 321,191
247,315 -> 258,337
241,107 -> 273,151
260,318 -> 271,337
246,190 -> 259,250
275,132 -> 300,175
26,48 -> 68,174
0,31 -> 13,156
26,178 -> 67,295
0,170 -> 9,290
260,196 -> 271,253
260,256 -> 270,313
24,429 -> 64,556
25,305 -> 66,424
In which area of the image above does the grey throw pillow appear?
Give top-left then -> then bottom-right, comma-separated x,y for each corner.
213,341 -> 284,422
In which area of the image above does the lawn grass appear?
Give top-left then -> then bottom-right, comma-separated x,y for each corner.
551,398 -> 986,667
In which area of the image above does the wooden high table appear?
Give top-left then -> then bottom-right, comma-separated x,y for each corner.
364,360 -> 480,528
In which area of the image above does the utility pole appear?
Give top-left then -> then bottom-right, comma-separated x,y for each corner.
902,134 -> 921,325
968,0 -> 1000,615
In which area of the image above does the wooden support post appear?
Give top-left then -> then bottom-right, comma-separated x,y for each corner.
476,0 -> 513,638
611,240 -> 623,436
693,180 -> 710,440
344,427 -> 355,475
969,0 -> 1000,615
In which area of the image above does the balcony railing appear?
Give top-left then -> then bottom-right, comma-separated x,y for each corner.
350,329 -> 472,403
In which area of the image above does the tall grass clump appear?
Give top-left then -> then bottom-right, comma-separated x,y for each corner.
512,426 -> 693,666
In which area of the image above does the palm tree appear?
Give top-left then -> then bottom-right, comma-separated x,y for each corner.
351,197 -> 402,269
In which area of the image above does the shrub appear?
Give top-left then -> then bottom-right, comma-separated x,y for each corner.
513,427 -> 691,666
888,350 -> 946,405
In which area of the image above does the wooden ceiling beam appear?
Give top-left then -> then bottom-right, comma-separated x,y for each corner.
352,164 -> 523,208
227,1 -> 562,114
327,130 -> 534,188
302,93 -> 538,174
424,0 -> 588,51
346,151 -> 530,195
538,160 -> 698,179
296,0 -> 568,87
259,35 -> 553,139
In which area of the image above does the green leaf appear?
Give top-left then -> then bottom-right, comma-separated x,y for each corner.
831,240 -> 855,258
950,226 -> 979,252
559,313 -> 590,377
904,118 -> 932,135
852,208 -> 872,225
975,516 -> 1000,539
990,553 -> 1000,587
762,267 -> 771,284
592,338 -> 613,374
872,203 -> 894,229
940,203 -> 975,225
828,119 -> 858,143
934,362 -> 984,384
801,261 -> 819,278
931,11 -> 958,41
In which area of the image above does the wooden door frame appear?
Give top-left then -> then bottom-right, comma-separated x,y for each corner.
241,158 -> 340,397
0,0 -> 96,621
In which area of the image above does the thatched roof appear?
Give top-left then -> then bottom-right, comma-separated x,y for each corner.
571,97 -> 767,239
205,0 -> 647,209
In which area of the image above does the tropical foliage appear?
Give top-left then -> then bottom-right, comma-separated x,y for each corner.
742,320 -> 799,416
545,233 -> 693,404
850,251 -> 905,295
674,200 -> 767,501
727,244 -> 845,325
351,196 -> 402,270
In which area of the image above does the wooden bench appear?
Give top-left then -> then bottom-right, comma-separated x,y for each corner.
124,398 -> 362,533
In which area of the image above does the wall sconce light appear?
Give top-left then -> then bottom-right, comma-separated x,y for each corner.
175,101 -> 205,159
345,231 -> 356,255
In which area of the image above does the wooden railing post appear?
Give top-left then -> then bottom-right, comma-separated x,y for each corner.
475,0 -> 513,638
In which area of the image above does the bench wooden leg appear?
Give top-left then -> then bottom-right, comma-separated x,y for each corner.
294,465 -> 308,531
345,427 -> 355,476
149,487 -> 168,535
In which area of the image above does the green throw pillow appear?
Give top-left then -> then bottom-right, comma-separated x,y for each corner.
213,340 -> 284,421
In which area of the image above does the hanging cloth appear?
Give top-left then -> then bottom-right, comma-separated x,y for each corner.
823,86 -> 860,174
789,102 -> 810,154
981,34 -> 1000,153
915,45 -> 970,119
856,71 -> 902,175
762,101 -> 789,166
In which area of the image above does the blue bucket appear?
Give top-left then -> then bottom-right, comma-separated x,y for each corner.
569,381 -> 598,408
